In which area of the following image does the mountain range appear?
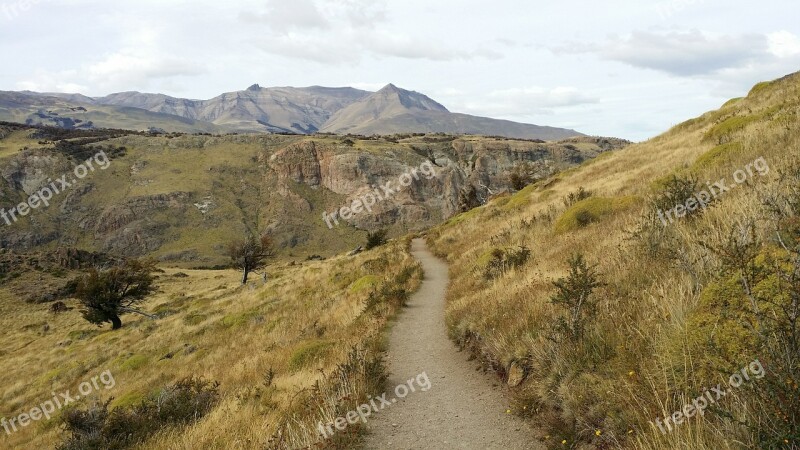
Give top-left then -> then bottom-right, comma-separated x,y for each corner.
0,84 -> 582,140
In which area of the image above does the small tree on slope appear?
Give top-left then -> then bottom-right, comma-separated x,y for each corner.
550,253 -> 604,342
227,234 -> 273,285
75,259 -> 157,330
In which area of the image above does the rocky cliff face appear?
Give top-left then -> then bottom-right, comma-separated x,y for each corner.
0,130 -> 628,263
267,136 -> 629,229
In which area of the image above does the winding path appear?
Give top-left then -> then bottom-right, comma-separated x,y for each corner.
363,239 -> 541,449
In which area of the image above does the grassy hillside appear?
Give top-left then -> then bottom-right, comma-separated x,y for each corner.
427,72 -> 800,448
0,238 -> 421,449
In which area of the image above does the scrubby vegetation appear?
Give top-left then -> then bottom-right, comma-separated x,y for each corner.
549,254 -> 603,342
482,246 -> 531,280
428,72 -> 800,449
562,186 -> 592,207
57,377 -> 220,450
554,195 -> 637,234
365,229 -> 389,250
0,239 -> 422,449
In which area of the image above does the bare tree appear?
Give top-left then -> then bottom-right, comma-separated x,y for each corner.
227,235 -> 273,285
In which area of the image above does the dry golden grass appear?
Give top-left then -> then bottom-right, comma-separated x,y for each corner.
0,239 -> 421,449
0,129 -> 35,158
428,72 -> 800,448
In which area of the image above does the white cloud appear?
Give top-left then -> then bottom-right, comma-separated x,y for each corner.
551,29 -> 800,95
15,69 -> 85,93
559,30 -> 768,76
368,32 -> 503,61
437,88 -> 466,97
768,30 -> 800,58
86,51 -> 204,85
14,26 -> 205,94
448,86 -> 599,118
240,0 -> 330,32
489,87 -> 599,108
243,0 -> 502,63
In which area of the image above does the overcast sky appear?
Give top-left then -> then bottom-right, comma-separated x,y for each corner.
1,0 -> 798,140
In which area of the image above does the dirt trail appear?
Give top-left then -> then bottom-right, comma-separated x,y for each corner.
363,239 -> 542,449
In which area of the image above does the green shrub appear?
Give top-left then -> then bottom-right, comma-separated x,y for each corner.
483,246 -> 532,280
549,254 -> 603,342
365,229 -> 389,250
350,275 -> 380,293
220,310 -> 262,328
649,174 -> 703,220
562,186 -> 592,207
288,340 -> 334,371
377,280 -> 410,309
509,163 -> 538,190
501,183 -> 537,211
57,377 -> 220,450
119,354 -> 149,371
362,270 -> 413,315
692,142 -> 743,172
722,97 -> 744,107
554,197 -> 638,234
183,313 -> 207,326
110,391 -> 145,409
704,114 -> 760,143
395,264 -> 421,285
748,81 -> 772,97
700,224 -> 800,446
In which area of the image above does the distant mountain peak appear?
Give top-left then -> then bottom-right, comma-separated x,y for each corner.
2,84 -> 584,140
352,83 -> 447,113
378,83 -> 400,93
319,83 -> 583,139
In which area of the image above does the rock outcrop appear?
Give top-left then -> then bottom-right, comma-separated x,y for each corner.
0,131 -> 629,262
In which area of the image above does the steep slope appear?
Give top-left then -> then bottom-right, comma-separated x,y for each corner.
194,85 -> 368,133
95,91 -> 202,119
321,83 -> 449,132
426,72 -> 800,448
321,84 -> 583,140
0,236 -> 424,449
94,85 -> 370,134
